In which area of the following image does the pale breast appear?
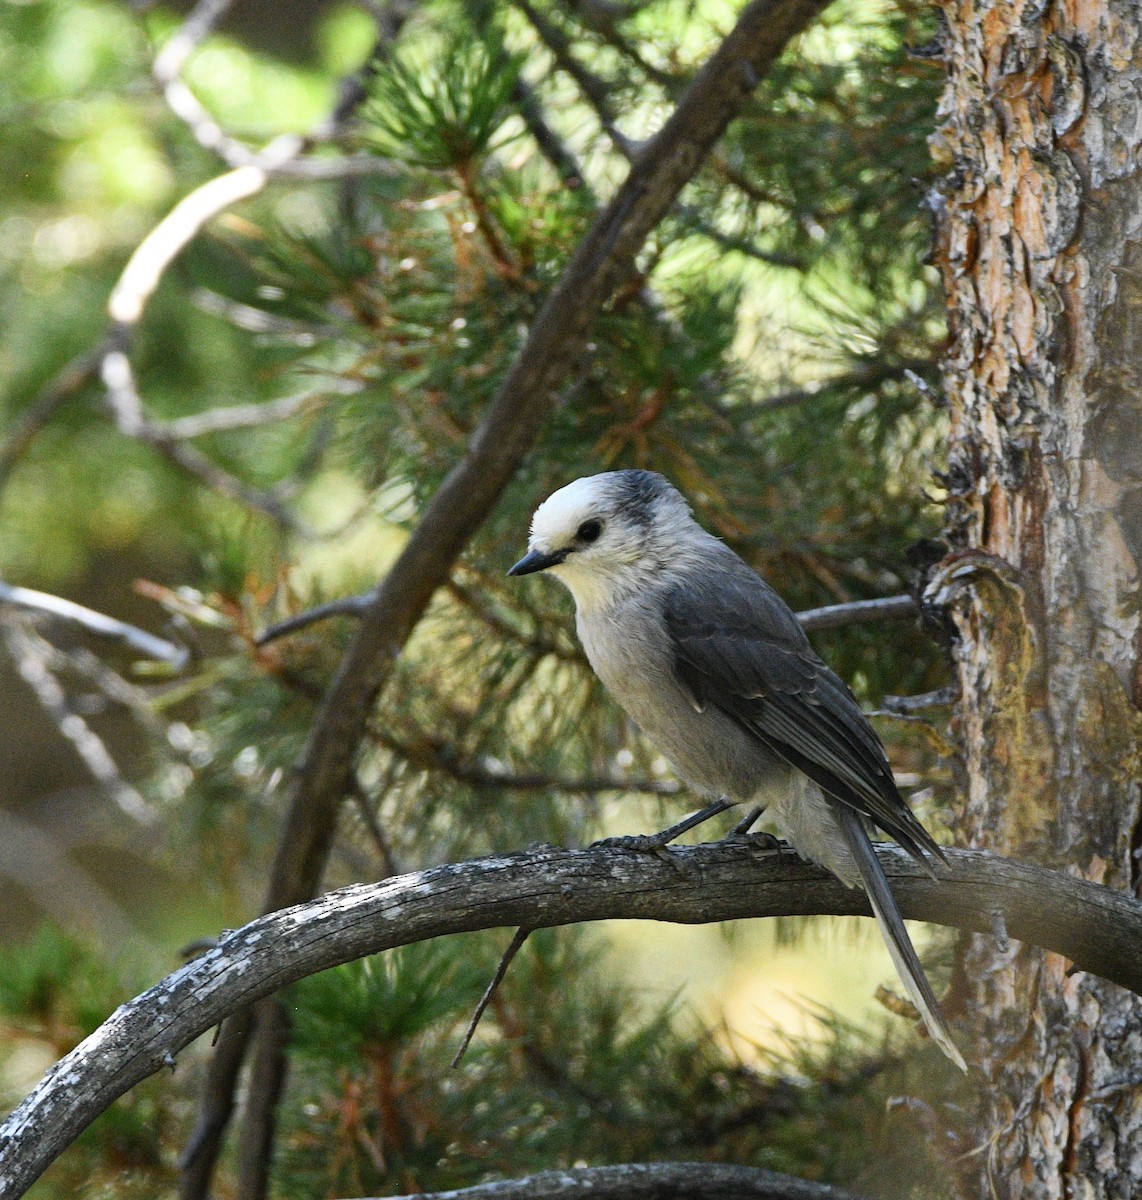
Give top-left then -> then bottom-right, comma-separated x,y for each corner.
576,594 -> 782,803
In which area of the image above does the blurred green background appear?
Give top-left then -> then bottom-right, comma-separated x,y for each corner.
0,0 -> 968,1195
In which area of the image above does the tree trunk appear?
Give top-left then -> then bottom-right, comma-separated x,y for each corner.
930,0 -> 1142,1194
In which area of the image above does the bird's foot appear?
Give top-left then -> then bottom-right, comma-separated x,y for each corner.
591,832 -> 688,873
724,828 -> 785,853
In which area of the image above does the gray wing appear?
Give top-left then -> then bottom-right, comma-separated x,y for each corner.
661,563 -> 945,867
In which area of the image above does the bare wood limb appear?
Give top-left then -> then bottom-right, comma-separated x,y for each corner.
350,1161 -> 866,1200
5,842 -> 1142,1197
0,581 -> 189,667
192,0 -> 830,1188
796,595 -> 918,632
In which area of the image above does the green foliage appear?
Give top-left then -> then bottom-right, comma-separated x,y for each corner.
1,0 -> 965,1196
365,33 -> 523,168
0,925 -> 122,1040
0,928 -> 180,1199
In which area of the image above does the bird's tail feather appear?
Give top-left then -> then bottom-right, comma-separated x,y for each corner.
834,806 -> 967,1073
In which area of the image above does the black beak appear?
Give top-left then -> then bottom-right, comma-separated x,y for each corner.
507,548 -> 567,577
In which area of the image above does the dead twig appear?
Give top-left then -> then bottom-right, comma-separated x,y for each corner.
0,623 -> 156,824
0,581 -> 189,667
451,925 -> 533,1068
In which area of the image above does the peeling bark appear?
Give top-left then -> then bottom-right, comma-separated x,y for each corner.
930,0 -> 1142,1194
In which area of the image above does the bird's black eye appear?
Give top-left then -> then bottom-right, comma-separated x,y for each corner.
577,519 -> 602,544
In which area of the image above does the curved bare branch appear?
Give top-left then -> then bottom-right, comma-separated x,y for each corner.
352,1161 -> 866,1200
2,842 -> 1140,1198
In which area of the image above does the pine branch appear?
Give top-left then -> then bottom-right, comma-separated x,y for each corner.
6,843 -> 1142,1198
190,1 -> 832,1192
352,1161 -> 865,1200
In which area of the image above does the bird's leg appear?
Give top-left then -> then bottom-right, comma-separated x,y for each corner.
723,804 -> 783,850
591,797 -> 735,858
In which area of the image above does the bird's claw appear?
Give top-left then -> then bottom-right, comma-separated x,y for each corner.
591,833 -> 689,875
724,829 -> 784,852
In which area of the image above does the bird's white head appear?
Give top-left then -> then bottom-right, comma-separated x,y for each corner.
508,470 -> 701,610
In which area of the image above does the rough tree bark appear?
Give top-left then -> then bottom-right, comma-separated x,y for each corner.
929,0 -> 1142,1194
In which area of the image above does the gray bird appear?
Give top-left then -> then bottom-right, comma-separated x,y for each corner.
509,469 -> 965,1071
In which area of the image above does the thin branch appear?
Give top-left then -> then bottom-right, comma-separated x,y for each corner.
191,0 -> 831,1189
878,688 -> 958,716
567,0 -> 685,92
101,350 -> 302,531
451,925 -> 533,1068
89,0 -> 396,558
512,75 -> 591,190
372,727 -> 680,796
0,581 -> 189,667
154,392 -> 334,440
515,0 -> 638,156
254,594 -> 375,644
796,595 -> 918,632
350,775 -> 402,877
352,1161 -> 866,1200
0,624 -> 156,825
190,288 -> 340,341
756,359 -> 937,412
444,577 -> 583,663
5,842 -> 1142,1197
0,346 -> 106,495
27,637 -> 171,745
108,168 -> 270,327
257,588 -> 919,645
675,203 -> 804,269
151,0 -> 397,180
